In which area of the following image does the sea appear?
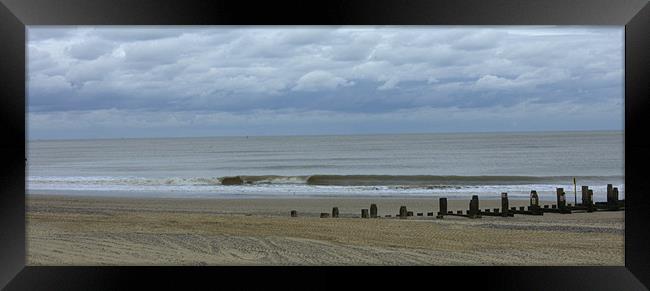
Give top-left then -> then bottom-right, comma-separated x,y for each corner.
27,131 -> 625,201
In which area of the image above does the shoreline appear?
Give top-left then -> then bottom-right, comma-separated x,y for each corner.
27,194 -> 624,265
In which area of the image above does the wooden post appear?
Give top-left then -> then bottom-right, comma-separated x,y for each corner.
417,212 -> 423,216
573,177 -> 577,206
332,207 -> 339,218
439,197 -> 448,215
501,192 -> 509,217
370,204 -> 378,218
484,209 -> 491,213
610,187 -> 620,210
361,209 -> 369,218
456,210 -> 462,215
399,206 -> 408,219
581,186 -> 589,206
427,212 -> 434,216
290,210 -> 297,217
519,206 -> 525,211
469,195 -> 479,218
552,204 -> 557,209
587,189 -> 594,211
556,188 -> 566,209
607,184 -> 614,204
320,213 -> 330,218
544,205 -> 549,209
407,211 -> 414,217
493,208 -> 500,213
385,215 -> 391,217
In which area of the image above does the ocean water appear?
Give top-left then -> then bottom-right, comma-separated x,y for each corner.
27,131 -> 624,200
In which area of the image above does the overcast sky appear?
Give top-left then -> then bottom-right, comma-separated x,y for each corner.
27,26 -> 623,140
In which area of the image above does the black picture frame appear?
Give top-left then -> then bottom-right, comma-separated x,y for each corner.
1,0 -> 649,289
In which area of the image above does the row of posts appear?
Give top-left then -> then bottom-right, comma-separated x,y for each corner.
290,184 -> 621,218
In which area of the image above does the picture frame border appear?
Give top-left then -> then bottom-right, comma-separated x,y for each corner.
1,0 -> 648,289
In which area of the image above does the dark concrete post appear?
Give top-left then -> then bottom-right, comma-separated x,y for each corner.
399,206 -> 407,219
556,188 -> 566,209
439,197 -> 448,215
370,204 -> 378,218
320,213 -> 330,218
332,207 -> 339,218
501,192 -> 509,216
407,211 -> 414,217
361,209 -> 369,218
290,210 -> 297,217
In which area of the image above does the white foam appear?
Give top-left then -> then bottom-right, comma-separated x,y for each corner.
27,175 -> 625,200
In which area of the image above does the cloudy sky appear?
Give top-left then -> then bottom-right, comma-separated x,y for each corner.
27,26 -> 623,140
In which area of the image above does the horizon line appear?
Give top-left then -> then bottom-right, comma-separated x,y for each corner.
27,128 -> 624,142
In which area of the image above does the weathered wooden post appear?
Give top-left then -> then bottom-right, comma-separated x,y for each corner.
439,198 -> 448,216
501,192 -> 509,217
407,211 -> 414,217
456,210 -> 463,215
530,190 -> 540,212
556,188 -> 566,209
610,187 -> 620,210
427,212 -> 434,216
320,213 -> 330,218
607,184 -> 613,203
519,206 -> 525,211
417,213 -> 423,216
468,195 -> 479,218
587,189 -> 595,211
370,204 -> 378,218
581,186 -> 589,206
607,184 -> 619,210
493,208 -> 500,214
332,207 -> 339,218
290,210 -> 297,217
399,206 -> 408,219
361,209 -> 369,218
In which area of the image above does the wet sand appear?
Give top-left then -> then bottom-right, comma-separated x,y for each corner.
27,194 -> 624,265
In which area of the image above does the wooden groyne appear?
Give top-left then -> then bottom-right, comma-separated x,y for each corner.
299,184 -> 623,219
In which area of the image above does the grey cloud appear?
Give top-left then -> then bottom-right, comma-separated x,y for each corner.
27,26 -> 624,139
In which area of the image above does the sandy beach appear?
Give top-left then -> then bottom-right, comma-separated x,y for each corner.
26,194 -> 624,266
